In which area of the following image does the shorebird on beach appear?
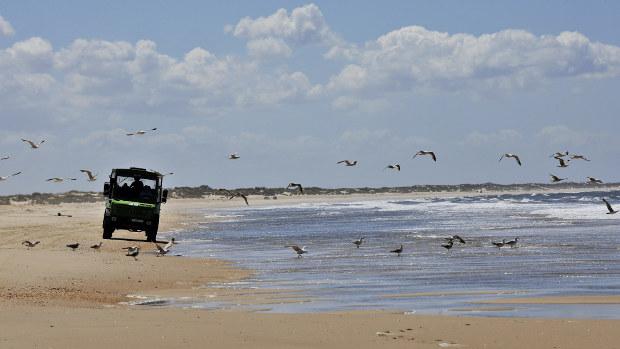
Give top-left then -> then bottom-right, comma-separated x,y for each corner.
90,242 -> 103,251
46,177 -> 77,183
587,177 -> 603,184
154,243 -> 170,257
385,164 -> 400,171
126,128 -> 157,136
504,237 -> 519,248
445,235 -> 466,244
602,199 -> 618,214
22,240 -> 40,249
0,172 -> 21,181
390,244 -> 403,256
441,240 -> 453,250
66,243 -> 79,251
57,212 -> 73,218
550,151 -> 568,159
164,238 -> 177,251
286,245 -> 307,258
228,153 -> 240,160
80,169 -> 97,181
570,154 -> 590,161
556,158 -> 570,168
353,237 -> 365,248
499,153 -> 521,166
413,150 -> 437,162
549,174 -> 567,183
125,246 -> 140,260
337,160 -> 358,166
287,183 -> 304,194
21,138 -> 45,149
492,240 -> 506,248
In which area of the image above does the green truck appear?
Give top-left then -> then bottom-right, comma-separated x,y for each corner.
102,167 -> 169,241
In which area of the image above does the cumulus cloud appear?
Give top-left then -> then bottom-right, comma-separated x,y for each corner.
324,26 -> 620,100
227,3 -> 339,57
0,14 -> 14,37
246,37 -> 292,58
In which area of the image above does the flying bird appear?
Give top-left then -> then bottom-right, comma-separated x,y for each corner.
0,172 -> 22,181
80,169 -> 97,181
21,139 -> 45,149
286,245 -> 307,258
228,153 -> 240,160
602,198 -> 618,214
556,158 -> 570,168
385,164 -> 401,171
287,182 -> 304,194
499,153 -> 522,166
390,244 -> 403,256
154,243 -> 170,257
549,174 -> 567,183
66,243 -> 80,251
337,160 -> 358,166
46,177 -> 77,183
413,150 -> 437,162
125,246 -> 140,260
550,151 -> 569,159
217,189 -> 249,205
570,154 -> 590,161
353,237 -> 365,248
22,240 -> 40,249
441,240 -> 453,250
0,155 -> 9,160
90,242 -> 103,250
587,177 -> 603,184
164,238 -> 177,251
126,128 -> 157,136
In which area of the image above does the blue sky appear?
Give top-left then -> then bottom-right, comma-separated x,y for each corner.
1,1 -> 619,194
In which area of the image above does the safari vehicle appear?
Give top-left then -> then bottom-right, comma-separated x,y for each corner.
102,167 -> 168,241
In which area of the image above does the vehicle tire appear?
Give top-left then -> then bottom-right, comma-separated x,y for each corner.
145,217 -> 159,242
102,217 -> 114,239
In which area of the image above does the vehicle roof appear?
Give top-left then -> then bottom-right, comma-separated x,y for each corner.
112,167 -> 162,179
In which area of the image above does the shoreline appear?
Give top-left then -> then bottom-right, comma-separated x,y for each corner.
2,191 -> 620,348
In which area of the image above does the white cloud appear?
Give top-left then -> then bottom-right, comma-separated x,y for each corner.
324,26 -> 620,100
0,14 -> 14,37
246,37 -> 292,58
464,129 -> 523,146
537,125 -> 601,147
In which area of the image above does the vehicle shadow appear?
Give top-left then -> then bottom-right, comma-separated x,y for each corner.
106,237 -> 169,244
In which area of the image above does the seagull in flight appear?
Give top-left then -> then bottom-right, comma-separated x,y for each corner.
21,139 -> 45,149
570,154 -> 590,161
125,246 -> 140,260
66,243 -> 79,251
126,128 -> 157,136
550,151 -> 569,159
0,172 -> 21,181
228,153 -> 240,160
22,240 -> 40,249
80,169 -> 97,181
46,177 -> 77,183
413,150 -> 437,162
385,164 -> 401,171
390,244 -> 403,256
549,174 -> 567,183
287,182 -> 304,194
337,160 -> 358,166
602,198 -> 618,214
90,242 -> 103,250
164,238 -> 177,251
217,189 -> 249,205
353,237 -> 365,248
587,177 -> 603,184
0,155 -> 9,160
556,158 -> 570,168
286,245 -> 307,258
499,153 -> 522,166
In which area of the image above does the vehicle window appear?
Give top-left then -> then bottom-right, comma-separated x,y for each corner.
113,175 -> 157,203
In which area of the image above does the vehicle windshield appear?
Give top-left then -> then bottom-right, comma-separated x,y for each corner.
112,175 -> 158,203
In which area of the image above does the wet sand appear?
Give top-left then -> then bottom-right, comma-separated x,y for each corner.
1,193 -> 620,348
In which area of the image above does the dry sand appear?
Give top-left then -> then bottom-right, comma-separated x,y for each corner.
1,192 -> 620,348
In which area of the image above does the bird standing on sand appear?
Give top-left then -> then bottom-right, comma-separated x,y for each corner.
21,139 -> 45,149
492,240 -> 506,248
549,174 -> 567,183
385,164 -> 401,171
441,240 -> 453,250
413,150 -> 437,162
22,240 -> 40,249
154,243 -> 170,257
587,177 -> 603,184
499,154 -> 522,166
0,172 -> 21,181
90,242 -> 103,250
353,237 -> 365,248
57,212 -> 73,217
80,169 -> 97,181
164,238 -> 177,251
556,158 -> 570,168
287,183 -> 304,194
602,199 -> 618,214
126,128 -> 157,136
337,160 -> 358,166
228,153 -> 240,160
504,237 -> 519,248
570,154 -> 590,161
46,177 -> 77,183
286,245 -> 307,258
446,235 -> 466,244
126,246 -> 140,260
66,243 -> 79,251
390,244 -> 403,256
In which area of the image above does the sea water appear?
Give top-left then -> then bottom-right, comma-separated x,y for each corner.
169,190 -> 620,318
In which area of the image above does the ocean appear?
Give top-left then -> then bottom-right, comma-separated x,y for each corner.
168,190 -> 620,318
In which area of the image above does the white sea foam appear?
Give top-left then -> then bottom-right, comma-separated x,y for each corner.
531,204 -> 620,220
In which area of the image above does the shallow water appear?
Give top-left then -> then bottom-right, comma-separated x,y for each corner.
170,190 -> 620,318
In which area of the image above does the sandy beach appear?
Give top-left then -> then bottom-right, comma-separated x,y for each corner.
2,192 -> 620,348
